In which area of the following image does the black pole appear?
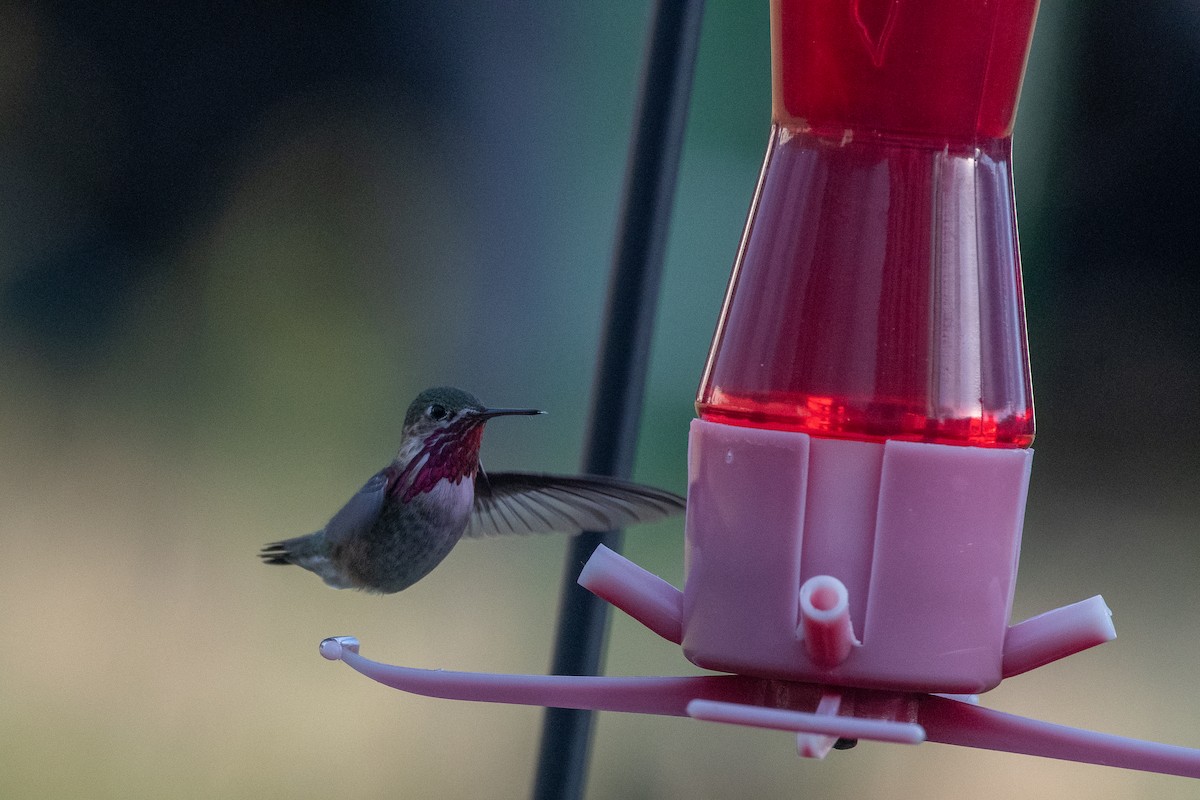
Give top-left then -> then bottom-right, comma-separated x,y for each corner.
531,1 -> 705,798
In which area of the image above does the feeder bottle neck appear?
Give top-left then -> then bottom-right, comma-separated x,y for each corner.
771,0 -> 1040,142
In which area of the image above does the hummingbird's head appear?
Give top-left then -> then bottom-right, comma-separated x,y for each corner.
402,386 -> 542,435
393,387 -> 542,499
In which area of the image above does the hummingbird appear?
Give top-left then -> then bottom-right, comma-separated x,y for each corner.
259,386 -> 686,594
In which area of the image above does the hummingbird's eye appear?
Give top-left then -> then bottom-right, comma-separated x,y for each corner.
427,404 -> 447,421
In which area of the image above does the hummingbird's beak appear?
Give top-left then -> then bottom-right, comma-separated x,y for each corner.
474,407 -> 545,420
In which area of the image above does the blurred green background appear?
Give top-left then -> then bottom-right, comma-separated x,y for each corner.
1,1 -> 1197,798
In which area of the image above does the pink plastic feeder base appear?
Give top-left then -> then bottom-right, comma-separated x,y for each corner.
681,418 -> 1032,692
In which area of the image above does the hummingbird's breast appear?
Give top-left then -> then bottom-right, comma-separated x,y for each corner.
422,474 -> 475,523
344,475 -> 475,593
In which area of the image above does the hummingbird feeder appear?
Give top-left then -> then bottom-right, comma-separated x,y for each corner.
319,0 -> 1200,781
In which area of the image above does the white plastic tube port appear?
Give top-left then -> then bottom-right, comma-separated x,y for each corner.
798,575 -> 858,668
578,544 -> 684,644
1002,595 -> 1116,678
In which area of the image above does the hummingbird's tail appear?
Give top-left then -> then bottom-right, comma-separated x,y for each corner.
259,532 -> 355,589
258,541 -> 293,565
258,532 -> 323,565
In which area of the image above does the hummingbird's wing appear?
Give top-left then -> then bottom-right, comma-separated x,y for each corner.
465,472 -> 685,538
323,469 -> 391,544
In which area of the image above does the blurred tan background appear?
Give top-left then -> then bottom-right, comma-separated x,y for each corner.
1,1 -> 1197,798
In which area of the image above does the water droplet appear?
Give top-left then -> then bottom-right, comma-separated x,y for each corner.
319,636 -> 359,660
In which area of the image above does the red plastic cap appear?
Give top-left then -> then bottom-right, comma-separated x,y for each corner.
772,0 -> 1040,141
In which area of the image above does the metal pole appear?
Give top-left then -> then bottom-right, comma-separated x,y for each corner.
531,1 -> 705,798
